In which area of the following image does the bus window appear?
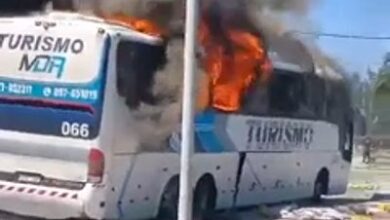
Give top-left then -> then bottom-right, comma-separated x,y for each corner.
269,70 -> 310,117
116,40 -> 166,109
116,41 -> 138,108
306,75 -> 326,118
241,80 -> 270,116
325,81 -> 350,124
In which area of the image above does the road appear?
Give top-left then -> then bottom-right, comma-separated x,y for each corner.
1,152 -> 390,220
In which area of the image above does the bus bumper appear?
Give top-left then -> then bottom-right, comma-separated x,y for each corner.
0,180 -> 101,219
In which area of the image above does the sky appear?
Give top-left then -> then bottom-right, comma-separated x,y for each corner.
309,0 -> 390,76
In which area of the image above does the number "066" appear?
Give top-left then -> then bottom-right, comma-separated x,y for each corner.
61,122 -> 90,138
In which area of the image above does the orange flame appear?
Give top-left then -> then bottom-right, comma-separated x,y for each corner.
99,9 -> 271,113
198,17 -> 271,112
102,12 -> 166,38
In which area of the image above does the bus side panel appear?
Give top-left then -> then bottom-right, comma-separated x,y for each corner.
117,153 -> 240,219
192,153 -> 240,210
101,154 -> 137,219
236,152 -> 343,206
237,153 -> 311,206
119,153 -> 180,220
327,157 -> 351,195
296,152 -> 337,195
236,154 -> 275,206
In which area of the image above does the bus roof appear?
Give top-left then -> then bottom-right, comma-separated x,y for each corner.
0,11 -> 164,46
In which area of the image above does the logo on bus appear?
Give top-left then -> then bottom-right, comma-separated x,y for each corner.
19,54 -> 66,79
246,119 -> 314,151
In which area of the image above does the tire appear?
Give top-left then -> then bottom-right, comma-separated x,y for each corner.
157,178 -> 179,220
193,180 -> 216,220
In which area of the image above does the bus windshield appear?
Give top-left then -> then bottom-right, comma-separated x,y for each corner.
0,27 -> 110,139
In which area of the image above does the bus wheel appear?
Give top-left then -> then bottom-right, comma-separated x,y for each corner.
157,177 -> 179,220
193,176 -> 216,220
312,169 -> 329,203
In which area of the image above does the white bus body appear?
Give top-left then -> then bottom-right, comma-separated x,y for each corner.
0,12 -> 353,220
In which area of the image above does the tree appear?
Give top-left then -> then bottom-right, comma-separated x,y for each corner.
366,52 -> 390,135
367,67 -> 377,83
378,52 -> 390,76
384,52 -> 390,67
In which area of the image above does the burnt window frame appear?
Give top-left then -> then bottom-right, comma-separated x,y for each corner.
240,68 -> 342,121
267,68 -> 311,118
304,74 -> 327,119
240,76 -> 271,117
116,40 -> 138,108
115,39 -> 167,109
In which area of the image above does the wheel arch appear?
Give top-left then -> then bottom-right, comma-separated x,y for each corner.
194,173 -> 217,203
155,174 -> 180,218
316,167 -> 330,194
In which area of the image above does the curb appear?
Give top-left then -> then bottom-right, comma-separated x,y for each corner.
348,183 -> 381,190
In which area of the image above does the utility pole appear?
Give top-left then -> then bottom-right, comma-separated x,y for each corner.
178,0 -> 199,219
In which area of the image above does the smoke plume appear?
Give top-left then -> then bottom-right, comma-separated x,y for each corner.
132,38 -> 208,151
73,0 -> 178,32
131,39 -> 184,151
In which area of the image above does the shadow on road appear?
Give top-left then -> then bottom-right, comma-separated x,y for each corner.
371,192 -> 390,201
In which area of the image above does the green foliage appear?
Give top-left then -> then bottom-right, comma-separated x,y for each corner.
368,52 -> 390,135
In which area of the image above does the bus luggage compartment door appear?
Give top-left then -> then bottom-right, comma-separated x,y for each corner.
0,133 -> 89,187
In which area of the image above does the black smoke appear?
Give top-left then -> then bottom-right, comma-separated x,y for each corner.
0,0 -> 48,13
0,0 -> 76,14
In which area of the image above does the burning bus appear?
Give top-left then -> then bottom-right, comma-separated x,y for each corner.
0,1 -> 353,219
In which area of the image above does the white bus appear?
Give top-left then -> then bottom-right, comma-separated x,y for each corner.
0,11 -> 353,220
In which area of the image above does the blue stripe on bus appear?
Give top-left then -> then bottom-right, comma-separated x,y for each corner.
195,131 -> 224,153
168,131 -> 206,153
195,111 -> 225,153
168,111 -> 226,153
0,104 -> 98,138
0,80 -> 101,104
